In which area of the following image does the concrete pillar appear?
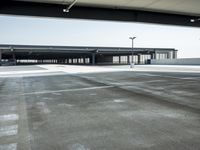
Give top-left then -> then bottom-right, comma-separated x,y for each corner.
151,53 -> 154,59
12,53 -> 16,65
119,56 -> 121,64
127,55 -> 130,64
12,53 -> 15,59
154,51 -> 157,59
91,53 -> 95,65
173,51 -> 177,59
0,50 -> 2,65
138,54 -> 141,64
82,58 -> 84,64
167,52 -> 170,59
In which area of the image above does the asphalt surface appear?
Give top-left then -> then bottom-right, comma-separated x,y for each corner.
0,69 -> 200,150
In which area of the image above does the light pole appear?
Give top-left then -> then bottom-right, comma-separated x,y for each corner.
129,36 -> 136,67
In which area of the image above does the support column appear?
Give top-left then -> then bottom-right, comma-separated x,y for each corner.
173,51 -> 177,59
83,57 -> 86,64
12,53 -> 16,65
127,55 -> 130,64
151,53 -> 154,59
154,51 -> 157,59
91,53 -> 95,65
138,54 -> 141,64
119,56 -> 121,64
0,50 -> 2,65
167,52 -> 170,59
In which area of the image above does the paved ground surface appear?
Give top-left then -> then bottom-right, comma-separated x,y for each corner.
0,65 -> 200,150
0,66 -> 46,72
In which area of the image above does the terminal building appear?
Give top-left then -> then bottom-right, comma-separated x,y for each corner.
0,44 -> 177,65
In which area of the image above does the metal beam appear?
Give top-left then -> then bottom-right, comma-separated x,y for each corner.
0,1 -> 200,27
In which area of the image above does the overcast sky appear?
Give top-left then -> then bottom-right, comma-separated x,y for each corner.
0,15 -> 200,58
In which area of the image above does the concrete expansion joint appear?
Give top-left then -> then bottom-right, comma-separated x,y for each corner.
17,78 -> 31,150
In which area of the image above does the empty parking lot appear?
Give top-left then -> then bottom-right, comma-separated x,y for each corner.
0,65 -> 200,150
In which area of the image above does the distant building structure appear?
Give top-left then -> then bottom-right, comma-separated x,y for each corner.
0,44 -> 177,65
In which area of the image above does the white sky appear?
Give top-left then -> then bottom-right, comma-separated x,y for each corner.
0,15 -> 200,58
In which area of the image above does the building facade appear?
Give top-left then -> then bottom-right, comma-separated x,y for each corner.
0,45 -> 177,65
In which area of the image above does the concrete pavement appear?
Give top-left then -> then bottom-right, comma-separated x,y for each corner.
0,65 -> 200,150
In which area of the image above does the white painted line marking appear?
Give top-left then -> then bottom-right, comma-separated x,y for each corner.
52,93 -> 62,96
58,103 -> 73,107
89,93 -> 97,96
69,143 -> 90,150
113,99 -> 126,103
181,77 -> 200,80
0,114 -> 19,122
0,125 -> 18,138
21,86 -> 113,96
0,143 -> 17,150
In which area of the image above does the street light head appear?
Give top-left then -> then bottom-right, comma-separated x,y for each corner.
190,19 -> 195,23
63,8 -> 70,13
129,37 -> 136,40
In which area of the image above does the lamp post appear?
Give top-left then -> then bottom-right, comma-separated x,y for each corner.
129,36 -> 136,67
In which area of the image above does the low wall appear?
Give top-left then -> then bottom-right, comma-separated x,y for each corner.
150,58 -> 200,65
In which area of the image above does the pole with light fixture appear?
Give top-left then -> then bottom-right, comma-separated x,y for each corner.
129,36 -> 136,68
63,0 -> 78,13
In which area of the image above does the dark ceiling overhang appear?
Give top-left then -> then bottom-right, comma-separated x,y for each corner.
0,1 -> 200,27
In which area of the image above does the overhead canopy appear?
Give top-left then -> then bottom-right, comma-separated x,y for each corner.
18,0 -> 200,16
0,0 -> 200,27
